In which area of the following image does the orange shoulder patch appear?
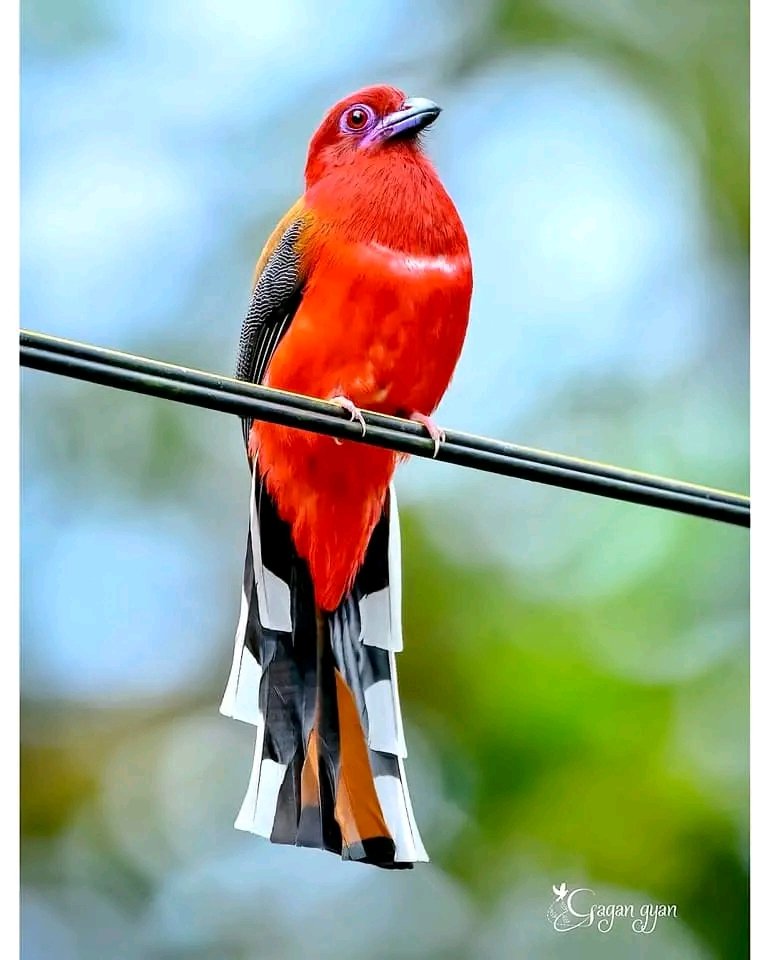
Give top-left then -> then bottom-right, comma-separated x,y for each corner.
251,197 -> 312,286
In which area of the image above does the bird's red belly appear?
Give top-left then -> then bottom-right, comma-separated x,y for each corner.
266,243 -> 471,414
253,242 -> 471,610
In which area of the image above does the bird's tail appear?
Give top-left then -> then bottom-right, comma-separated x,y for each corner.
220,465 -> 427,868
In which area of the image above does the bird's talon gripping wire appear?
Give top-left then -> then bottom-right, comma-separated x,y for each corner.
330,395 -> 367,443
410,412 -> 446,458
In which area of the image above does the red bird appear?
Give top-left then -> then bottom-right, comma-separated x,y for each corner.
220,85 -> 472,868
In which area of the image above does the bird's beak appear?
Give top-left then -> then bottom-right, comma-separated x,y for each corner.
377,97 -> 442,141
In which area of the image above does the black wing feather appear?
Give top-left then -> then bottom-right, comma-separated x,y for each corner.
235,218 -> 304,445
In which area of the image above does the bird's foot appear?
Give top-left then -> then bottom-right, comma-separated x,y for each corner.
330,395 -> 367,444
410,412 -> 446,458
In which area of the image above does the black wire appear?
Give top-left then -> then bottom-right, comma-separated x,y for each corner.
19,329 -> 750,528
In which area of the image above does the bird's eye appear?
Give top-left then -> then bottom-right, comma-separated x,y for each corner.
340,104 -> 375,134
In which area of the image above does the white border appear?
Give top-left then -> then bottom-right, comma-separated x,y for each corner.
750,1 -> 762,957
5,0 -> 20,954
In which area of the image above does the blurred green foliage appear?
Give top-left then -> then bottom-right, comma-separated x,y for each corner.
467,0 -> 749,252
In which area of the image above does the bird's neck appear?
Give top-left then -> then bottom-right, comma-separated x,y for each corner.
306,150 -> 466,258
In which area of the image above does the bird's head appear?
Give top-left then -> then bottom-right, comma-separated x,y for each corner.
305,84 -> 441,187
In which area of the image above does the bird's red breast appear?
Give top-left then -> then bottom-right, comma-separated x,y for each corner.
251,85 -> 472,609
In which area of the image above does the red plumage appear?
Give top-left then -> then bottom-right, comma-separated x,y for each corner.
252,84 -> 472,610
226,84 -> 473,868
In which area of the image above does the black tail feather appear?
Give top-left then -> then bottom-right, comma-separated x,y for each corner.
221,468 -> 427,867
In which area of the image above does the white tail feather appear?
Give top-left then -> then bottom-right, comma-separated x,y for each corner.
234,725 -> 286,837
359,484 -> 404,652
374,770 -> 428,863
250,469 -> 292,633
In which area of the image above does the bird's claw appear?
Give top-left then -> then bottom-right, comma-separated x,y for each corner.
330,395 -> 367,443
410,412 -> 446,457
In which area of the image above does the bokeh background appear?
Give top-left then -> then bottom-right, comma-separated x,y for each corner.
20,1 -> 749,958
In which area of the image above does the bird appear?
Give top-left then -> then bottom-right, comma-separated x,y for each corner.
219,84 -> 472,869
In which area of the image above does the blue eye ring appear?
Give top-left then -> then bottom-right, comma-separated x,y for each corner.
340,104 -> 376,134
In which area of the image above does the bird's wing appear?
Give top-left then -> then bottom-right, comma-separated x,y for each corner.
235,198 -> 307,446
